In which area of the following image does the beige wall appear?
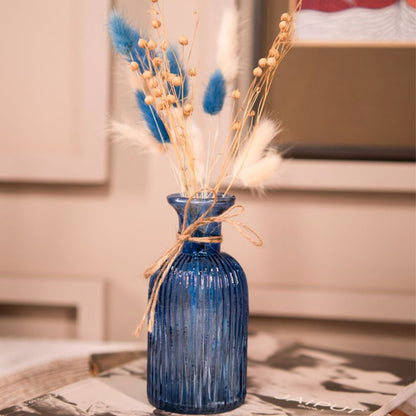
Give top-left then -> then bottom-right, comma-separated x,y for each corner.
0,0 -> 414,342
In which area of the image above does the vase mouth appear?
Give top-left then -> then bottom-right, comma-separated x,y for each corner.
167,192 -> 235,207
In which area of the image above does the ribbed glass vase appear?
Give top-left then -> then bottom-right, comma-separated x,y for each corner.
147,193 -> 248,414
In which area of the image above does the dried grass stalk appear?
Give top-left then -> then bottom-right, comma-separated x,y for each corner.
108,0 -> 303,197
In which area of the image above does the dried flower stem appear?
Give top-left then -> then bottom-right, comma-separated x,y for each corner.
113,0 -> 302,197
218,4 -> 301,194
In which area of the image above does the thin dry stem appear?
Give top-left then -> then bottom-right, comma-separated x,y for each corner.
127,0 -> 302,197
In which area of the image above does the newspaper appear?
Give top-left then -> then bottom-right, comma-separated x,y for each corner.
0,332 -> 414,416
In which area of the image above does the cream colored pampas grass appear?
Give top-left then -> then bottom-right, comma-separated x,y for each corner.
238,151 -> 282,189
239,118 -> 280,167
232,118 -> 281,189
110,121 -> 163,154
217,2 -> 239,83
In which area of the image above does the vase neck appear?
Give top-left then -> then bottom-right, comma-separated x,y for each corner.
167,193 -> 235,255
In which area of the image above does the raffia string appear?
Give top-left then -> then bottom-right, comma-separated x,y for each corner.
135,189 -> 263,336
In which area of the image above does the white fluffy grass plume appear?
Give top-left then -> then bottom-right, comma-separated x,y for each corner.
233,118 -> 280,170
238,151 -> 282,189
110,121 -> 163,154
217,2 -> 239,82
233,118 -> 282,189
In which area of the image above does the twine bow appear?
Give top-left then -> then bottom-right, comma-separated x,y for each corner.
135,189 -> 262,335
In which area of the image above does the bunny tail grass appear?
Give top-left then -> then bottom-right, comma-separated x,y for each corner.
203,70 -> 226,115
136,90 -> 170,144
108,11 -> 139,55
108,11 -> 148,71
217,3 -> 239,82
239,151 -> 282,189
110,121 -> 164,154
233,118 -> 281,175
167,47 -> 188,103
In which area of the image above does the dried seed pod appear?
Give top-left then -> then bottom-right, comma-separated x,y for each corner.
172,76 -> 182,86
151,0 -> 158,2
281,12 -> 292,22
149,78 -> 158,88
154,88 -> 162,97
167,94 -> 176,104
138,38 -> 148,48
144,96 -> 155,105
231,89 -> 241,99
258,58 -> 267,68
279,21 -> 289,32
158,100 -> 167,110
183,103 -> 193,116
143,70 -> 153,80
130,61 -> 139,71
178,36 -> 188,46
268,48 -> 280,58
233,121 -> 242,130
188,67 -> 197,77
160,40 -> 169,50
279,32 -> 288,42
267,57 -> 277,67
248,110 -> 256,117
152,19 -> 161,28
147,40 -> 157,49
153,57 -> 162,67
167,73 -> 175,83
253,67 -> 263,77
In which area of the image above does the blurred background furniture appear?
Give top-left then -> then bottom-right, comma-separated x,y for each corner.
0,0 -> 109,183
0,275 -> 105,341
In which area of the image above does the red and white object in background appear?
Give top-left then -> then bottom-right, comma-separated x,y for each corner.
296,0 -> 416,41
300,0 -> 398,12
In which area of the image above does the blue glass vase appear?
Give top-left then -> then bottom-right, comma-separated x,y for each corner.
147,193 -> 249,414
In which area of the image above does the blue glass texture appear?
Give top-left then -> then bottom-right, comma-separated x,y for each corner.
147,193 -> 249,414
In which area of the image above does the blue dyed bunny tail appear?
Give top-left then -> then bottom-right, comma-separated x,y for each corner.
136,91 -> 170,144
167,47 -> 188,104
203,70 -> 226,115
108,11 -> 149,72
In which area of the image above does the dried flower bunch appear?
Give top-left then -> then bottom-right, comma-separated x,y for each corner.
109,0 -> 301,197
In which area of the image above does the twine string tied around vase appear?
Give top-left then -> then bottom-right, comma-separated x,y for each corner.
135,188 -> 263,336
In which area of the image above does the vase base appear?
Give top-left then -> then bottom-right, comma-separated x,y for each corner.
148,397 -> 245,415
